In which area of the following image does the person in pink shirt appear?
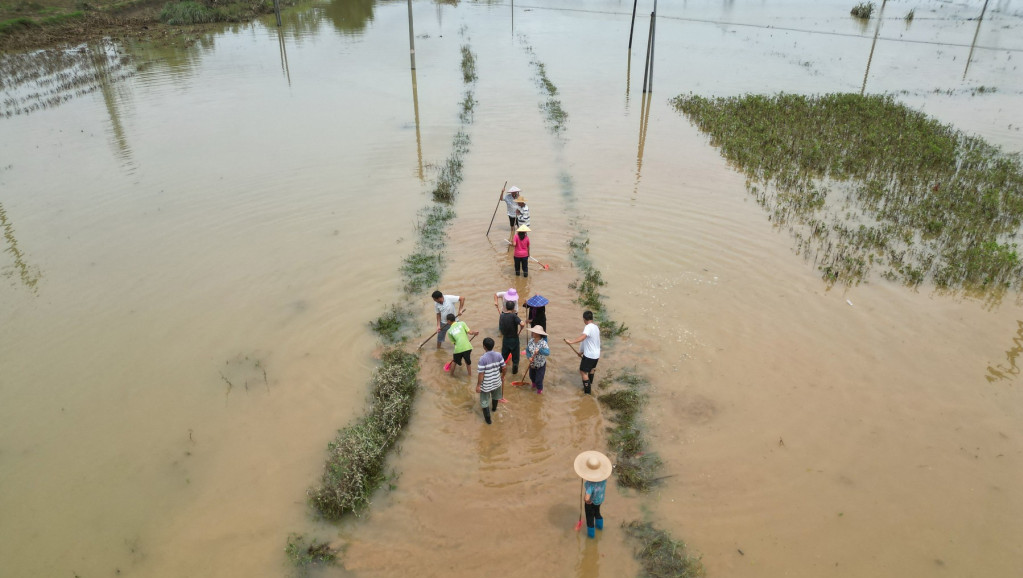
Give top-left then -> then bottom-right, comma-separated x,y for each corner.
513,225 -> 531,277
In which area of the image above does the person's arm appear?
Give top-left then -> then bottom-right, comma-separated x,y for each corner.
436,311 -> 442,331
457,295 -> 466,316
584,483 -> 593,504
494,293 -> 501,310
565,333 -> 587,345
476,369 -> 484,392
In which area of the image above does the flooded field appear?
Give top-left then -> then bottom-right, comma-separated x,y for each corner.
2,1 -> 1022,577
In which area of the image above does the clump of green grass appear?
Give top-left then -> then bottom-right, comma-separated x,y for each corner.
370,303 -> 417,344
850,2 -> 874,19
460,44 -> 477,83
597,368 -> 662,491
284,533 -> 337,574
904,8 -> 915,22
623,521 -> 705,578
567,237 -> 628,340
309,349 -> 419,519
671,92 -> 1023,292
159,1 -> 220,24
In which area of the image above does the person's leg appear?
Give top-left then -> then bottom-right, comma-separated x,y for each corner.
584,502 -> 597,538
480,391 -> 492,424
501,338 -> 514,370
594,504 -> 603,530
522,257 -> 528,278
509,337 -> 520,374
580,358 -> 593,394
534,364 -> 545,393
437,322 -> 450,348
514,256 -> 522,276
528,366 -> 537,388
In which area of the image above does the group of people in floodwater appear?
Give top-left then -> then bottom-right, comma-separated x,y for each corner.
427,185 -> 611,538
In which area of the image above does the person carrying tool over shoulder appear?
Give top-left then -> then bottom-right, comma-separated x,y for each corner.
503,185 -> 522,236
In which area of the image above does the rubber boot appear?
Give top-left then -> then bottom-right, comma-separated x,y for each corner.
596,518 -> 603,530
587,526 -> 595,539
483,408 -> 492,425
491,399 -> 498,412
583,380 -> 591,395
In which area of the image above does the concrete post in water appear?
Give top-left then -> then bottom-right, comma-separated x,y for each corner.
273,0 -> 281,27
407,0 -> 417,70
628,0 -> 638,49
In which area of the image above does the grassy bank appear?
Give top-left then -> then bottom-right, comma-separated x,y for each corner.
672,92 -> 1023,293
0,0 -> 293,50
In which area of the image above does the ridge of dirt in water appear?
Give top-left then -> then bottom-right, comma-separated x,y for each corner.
519,33 -> 705,576
292,27 -> 481,564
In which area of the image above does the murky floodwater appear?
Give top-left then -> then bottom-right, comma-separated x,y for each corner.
2,1 -> 1022,576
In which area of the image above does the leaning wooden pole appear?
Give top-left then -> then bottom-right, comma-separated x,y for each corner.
648,8 -> 656,93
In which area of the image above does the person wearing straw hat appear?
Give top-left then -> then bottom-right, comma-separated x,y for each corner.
574,450 -> 613,538
476,337 -> 506,425
503,185 -> 522,235
493,287 -> 519,313
513,224 -> 531,277
523,294 -> 549,332
525,325 -> 550,394
515,196 -> 531,229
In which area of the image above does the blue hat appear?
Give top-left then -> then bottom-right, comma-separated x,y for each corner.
525,294 -> 549,307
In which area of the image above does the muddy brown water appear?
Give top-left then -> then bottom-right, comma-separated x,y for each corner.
2,1 -> 1022,576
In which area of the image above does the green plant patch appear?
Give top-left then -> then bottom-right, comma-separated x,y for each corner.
851,2 -> 873,19
623,521 -> 705,578
672,92 -> 1023,292
597,368 -> 660,491
309,349 -> 419,520
284,533 -> 337,574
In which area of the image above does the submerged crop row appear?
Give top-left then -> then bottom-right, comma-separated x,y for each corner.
521,37 -> 698,575
672,92 -> 1023,293
293,37 -> 481,565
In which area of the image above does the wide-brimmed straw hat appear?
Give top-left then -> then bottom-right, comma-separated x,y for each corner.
525,294 -> 549,307
505,288 -> 518,300
528,325 -> 547,336
516,225 -> 531,232
574,450 -> 613,482
516,197 -> 528,203
507,186 -> 521,194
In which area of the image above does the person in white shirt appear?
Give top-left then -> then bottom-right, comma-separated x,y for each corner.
564,310 -> 600,395
431,290 -> 465,349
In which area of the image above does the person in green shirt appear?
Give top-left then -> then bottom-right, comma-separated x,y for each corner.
446,313 -> 478,377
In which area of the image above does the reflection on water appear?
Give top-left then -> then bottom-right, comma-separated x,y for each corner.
860,0 -> 886,95
0,201 -> 42,292
964,0 -> 993,80
0,40 -> 139,118
324,0 -> 376,35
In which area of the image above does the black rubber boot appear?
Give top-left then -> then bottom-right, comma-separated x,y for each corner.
583,380 -> 591,395
483,408 -> 492,424
491,399 -> 499,412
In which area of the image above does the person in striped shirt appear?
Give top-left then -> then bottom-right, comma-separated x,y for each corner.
475,337 -> 506,425
515,196 -> 530,229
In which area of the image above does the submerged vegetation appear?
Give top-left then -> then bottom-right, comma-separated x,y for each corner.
314,35 -> 479,523
672,92 -> 1023,293
522,41 -> 568,134
598,368 -> 662,490
309,349 -> 419,519
567,232 -> 629,339
850,2 -> 874,19
284,533 -> 337,575
624,521 -> 706,578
